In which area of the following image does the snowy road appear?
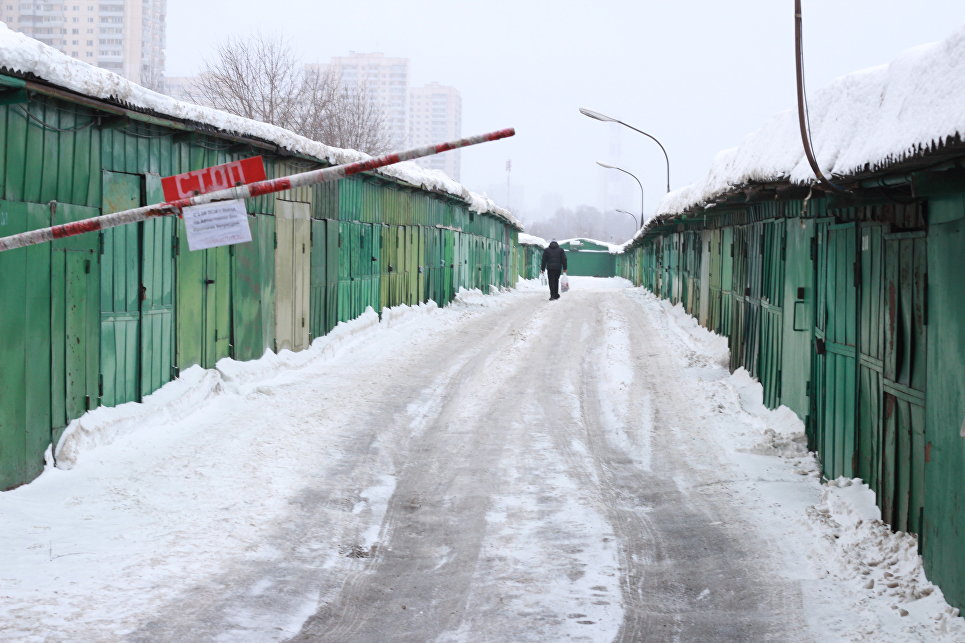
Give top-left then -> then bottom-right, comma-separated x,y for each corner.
291,281 -> 805,641
1,279 -> 963,642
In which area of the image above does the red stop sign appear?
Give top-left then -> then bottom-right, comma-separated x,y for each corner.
162,156 -> 267,201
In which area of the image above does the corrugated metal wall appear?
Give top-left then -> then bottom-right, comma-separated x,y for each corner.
0,87 -> 522,491
919,182 -> 965,613
616,175 -> 965,613
565,251 -> 616,277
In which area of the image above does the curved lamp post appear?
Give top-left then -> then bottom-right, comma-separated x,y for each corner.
581,107 -> 671,193
616,208 -> 640,230
597,161 -> 644,224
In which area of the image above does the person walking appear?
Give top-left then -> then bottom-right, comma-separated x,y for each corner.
540,240 -> 567,300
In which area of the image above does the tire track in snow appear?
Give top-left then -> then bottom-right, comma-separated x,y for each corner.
588,289 -> 808,641
128,295 -> 550,641
441,289 -> 626,642
291,293 -> 564,641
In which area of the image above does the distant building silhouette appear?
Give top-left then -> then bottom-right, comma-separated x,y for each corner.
314,52 -> 411,150
312,53 -> 462,178
0,0 -> 166,89
409,82 -> 462,179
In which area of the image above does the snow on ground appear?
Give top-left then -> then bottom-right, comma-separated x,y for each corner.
633,294 -> 964,641
0,278 -> 962,641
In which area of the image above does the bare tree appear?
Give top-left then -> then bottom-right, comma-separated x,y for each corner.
190,34 -> 390,154
192,34 -> 303,131
298,69 -> 391,154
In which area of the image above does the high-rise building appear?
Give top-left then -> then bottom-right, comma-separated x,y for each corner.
0,0 -> 166,89
408,82 -> 462,180
318,52 -> 410,149
308,53 -> 463,179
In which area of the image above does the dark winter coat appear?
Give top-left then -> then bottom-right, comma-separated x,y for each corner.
541,241 -> 567,271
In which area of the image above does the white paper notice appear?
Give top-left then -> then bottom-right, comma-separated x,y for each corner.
182,200 -> 252,251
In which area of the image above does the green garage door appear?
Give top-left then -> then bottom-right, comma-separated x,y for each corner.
814,221 -> 858,479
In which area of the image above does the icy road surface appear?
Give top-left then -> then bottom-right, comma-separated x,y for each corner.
1,278 -> 963,642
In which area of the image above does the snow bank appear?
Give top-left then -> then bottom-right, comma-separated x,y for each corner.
54,366 -> 224,469
654,25 -> 965,218
55,299 -> 454,467
0,23 -> 519,228
808,479 -> 963,635
659,300 -> 730,369
650,287 -> 965,640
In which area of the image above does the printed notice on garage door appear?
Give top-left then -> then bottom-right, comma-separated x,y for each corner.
182,199 -> 252,251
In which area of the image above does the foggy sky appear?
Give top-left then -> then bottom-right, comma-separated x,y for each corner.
165,1 -> 964,223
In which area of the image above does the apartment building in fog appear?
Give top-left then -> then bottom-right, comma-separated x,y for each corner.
317,52 -> 462,179
321,52 -> 410,149
408,82 -> 462,180
0,0 -> 166,89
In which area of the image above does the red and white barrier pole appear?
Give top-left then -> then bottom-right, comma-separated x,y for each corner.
0,128 -> 515,253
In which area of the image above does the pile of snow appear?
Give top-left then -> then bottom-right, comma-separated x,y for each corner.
54,298 -> 451,467
647,290 -> 965,639
53,366 -> 224,468
653,24 -> 965,219
0,23 -> 519,229
808,479 -> 963,637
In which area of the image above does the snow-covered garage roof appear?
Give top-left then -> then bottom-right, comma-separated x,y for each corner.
0,22 -> 521,229
654,24 -> 965,222
518,233 -> 548,247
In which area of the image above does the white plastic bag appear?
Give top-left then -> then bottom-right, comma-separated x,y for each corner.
560,273 -> 570,293
539,271 -> 548,286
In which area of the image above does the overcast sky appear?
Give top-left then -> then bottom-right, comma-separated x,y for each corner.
166,1 -> 964,221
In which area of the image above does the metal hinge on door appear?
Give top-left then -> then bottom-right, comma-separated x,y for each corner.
98,374 -> 103,397
301,316 -> 305,328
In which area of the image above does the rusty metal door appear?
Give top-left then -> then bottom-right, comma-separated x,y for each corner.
881,232 -> 927,536
814,221 -> 858,479
858,224 -> 885,498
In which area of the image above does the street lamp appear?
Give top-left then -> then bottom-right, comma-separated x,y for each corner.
616,209 -> 639,230
581,107 -> 671,193
596,160 -> 644,223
